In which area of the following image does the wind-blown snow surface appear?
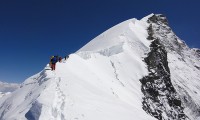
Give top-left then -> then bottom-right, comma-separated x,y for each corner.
0,14 -> 200,120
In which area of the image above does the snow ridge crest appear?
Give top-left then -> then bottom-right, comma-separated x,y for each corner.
0,14 -> 200,120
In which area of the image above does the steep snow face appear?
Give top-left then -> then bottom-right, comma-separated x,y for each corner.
0,72 -> 51,119
78,16 -> 151,53
0,15 -> 157,120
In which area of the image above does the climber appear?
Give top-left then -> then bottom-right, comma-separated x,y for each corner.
58,56 -> 62,62
64,55 -> 69,60
49,56 -> 54,68
50,56 -> 58,71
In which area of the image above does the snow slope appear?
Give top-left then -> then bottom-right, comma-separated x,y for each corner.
0,14 -> 156,120
0,14 -> 200,120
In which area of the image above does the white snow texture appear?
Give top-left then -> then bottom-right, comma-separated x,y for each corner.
0,14 -> 199,120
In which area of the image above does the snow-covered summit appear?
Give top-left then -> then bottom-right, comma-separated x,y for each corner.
78,15 -> 150,53
0,14 -> 200,120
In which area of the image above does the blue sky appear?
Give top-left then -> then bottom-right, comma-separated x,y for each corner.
0,0 -> 200,83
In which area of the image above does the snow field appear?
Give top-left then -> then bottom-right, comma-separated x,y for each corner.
1,13 -> 199,120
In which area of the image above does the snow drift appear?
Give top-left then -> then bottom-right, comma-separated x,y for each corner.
0,14 -> 200,120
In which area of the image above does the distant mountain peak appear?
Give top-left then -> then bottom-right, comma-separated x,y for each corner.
147,14 -> 169,25
0,81 -> 19,93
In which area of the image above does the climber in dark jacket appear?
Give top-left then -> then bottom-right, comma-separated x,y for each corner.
65,55 -> 69,60
51,56 -> 58,71
58,56 -> 62,62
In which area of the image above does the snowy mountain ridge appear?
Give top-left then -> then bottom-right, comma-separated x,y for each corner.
0,14 -> 200,120
146,14 -> 200,119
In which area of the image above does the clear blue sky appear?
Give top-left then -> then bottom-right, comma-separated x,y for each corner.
0,0 -> 200,83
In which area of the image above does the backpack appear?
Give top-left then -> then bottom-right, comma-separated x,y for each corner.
51,57 -> 57,64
